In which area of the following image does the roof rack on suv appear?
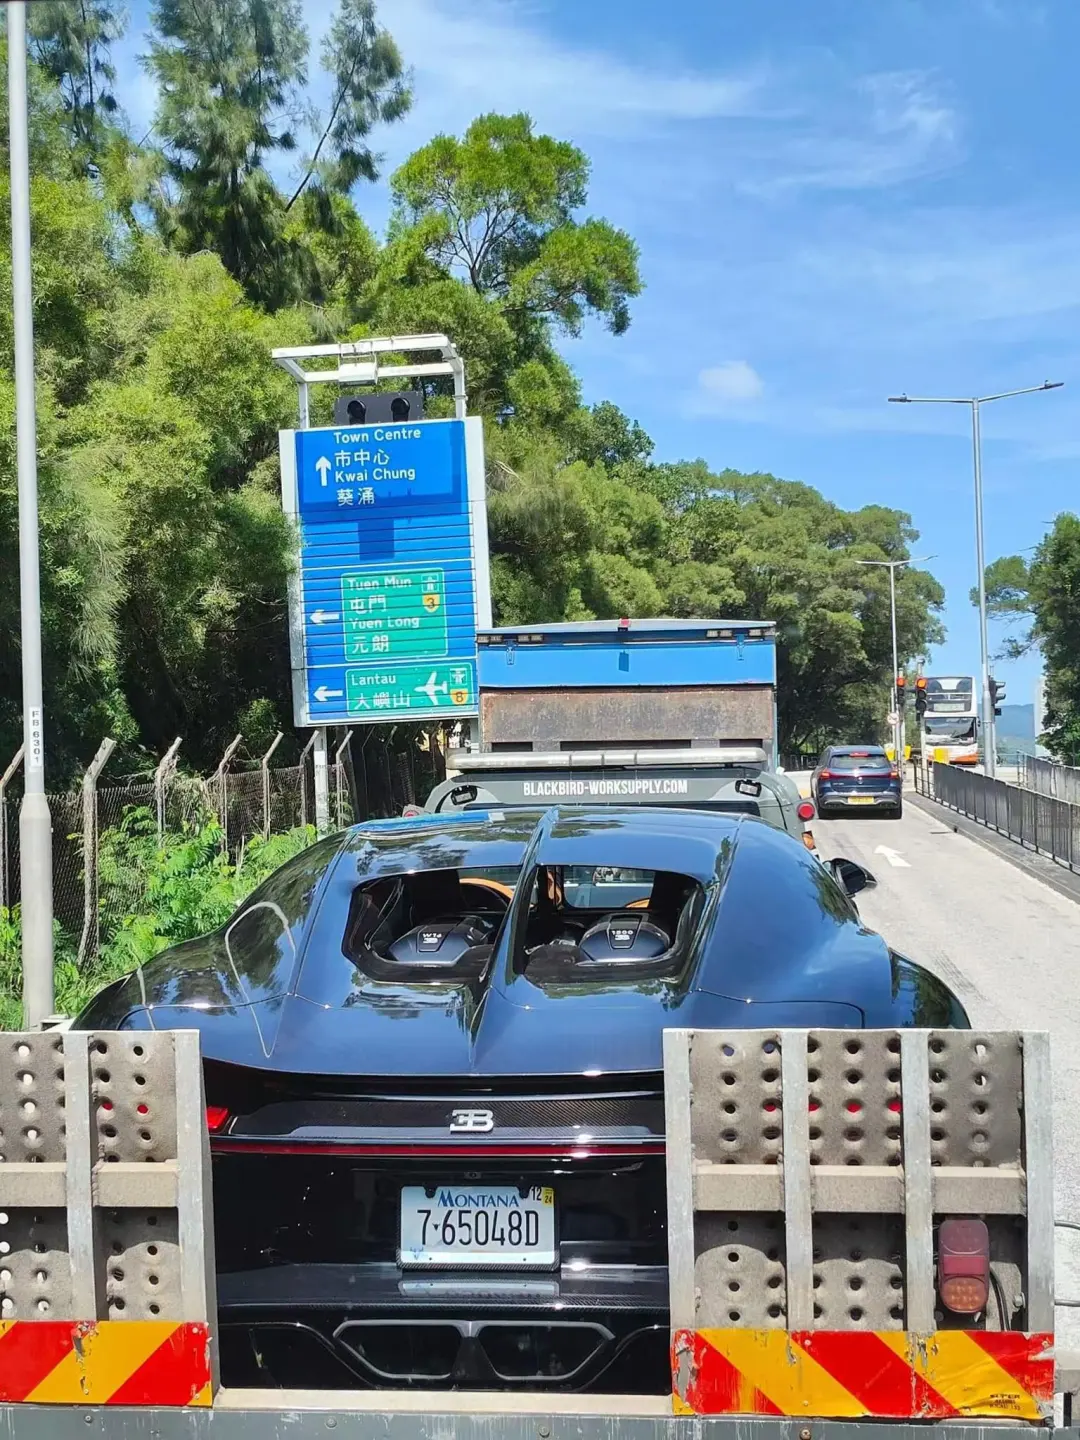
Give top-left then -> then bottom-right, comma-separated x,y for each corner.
450,746 -> 769,772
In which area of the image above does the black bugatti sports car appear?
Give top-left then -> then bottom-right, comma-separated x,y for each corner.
77,806 -> 969,1393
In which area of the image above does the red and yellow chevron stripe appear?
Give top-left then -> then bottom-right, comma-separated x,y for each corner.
673,1329 -> 1053,1421
0,1321 -> 211,1406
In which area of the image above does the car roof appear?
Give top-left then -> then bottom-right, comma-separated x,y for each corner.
828,745 -> 888,755
344,805 -> 749,884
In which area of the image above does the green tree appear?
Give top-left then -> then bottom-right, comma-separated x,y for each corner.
648,468 -> 943,747
375,113 -> 642,422
29,0 -> 126,167
968,553 -> 1036,660
1023,517 -> 1080,756
390,113 -> 640,335
284,0 -> 410,210
145,0 -> 408,308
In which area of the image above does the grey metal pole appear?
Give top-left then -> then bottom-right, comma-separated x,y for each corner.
971,399 -> 996,778
76,738 -> 116,966
9,2 -> 55,1026
314,729 -> 330,836
888,563 -> 902,768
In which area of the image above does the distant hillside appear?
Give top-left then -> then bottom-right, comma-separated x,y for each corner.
998,703 -> 1035,740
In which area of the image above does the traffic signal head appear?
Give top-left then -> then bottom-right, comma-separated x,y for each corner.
915,675 -> 928,717
333,390 -> 425,426
989,676 -> 1006,715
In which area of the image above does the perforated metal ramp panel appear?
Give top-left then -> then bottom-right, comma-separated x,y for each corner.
0,1031 -> 215,1406
664,1028 -> 1054,1420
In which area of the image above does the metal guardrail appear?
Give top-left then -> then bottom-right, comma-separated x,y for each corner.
1023,754 -> 1080,807
927,760 -> 1080,872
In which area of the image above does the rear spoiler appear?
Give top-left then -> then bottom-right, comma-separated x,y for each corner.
449,746 -> 769,771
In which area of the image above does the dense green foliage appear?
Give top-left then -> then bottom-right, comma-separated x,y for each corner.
976,523 -> 1080,757
0,0 -> 946,785
0,810 -> 316,1026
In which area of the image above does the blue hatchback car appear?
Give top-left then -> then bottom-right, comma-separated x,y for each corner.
811,745 -> 903,818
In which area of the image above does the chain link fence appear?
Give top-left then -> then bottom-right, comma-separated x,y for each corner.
0,725 -> 447,962
917,759 -> 1080,874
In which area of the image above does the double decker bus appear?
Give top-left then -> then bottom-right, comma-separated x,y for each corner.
920,674 -> 979,763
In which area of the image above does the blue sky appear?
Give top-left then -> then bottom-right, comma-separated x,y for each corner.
113,0 -> 1080,709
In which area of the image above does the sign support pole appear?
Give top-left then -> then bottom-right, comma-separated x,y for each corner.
314,728 -> 330,835
9,1 -> 55,1026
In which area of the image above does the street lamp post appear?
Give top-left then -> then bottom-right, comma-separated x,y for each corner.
888,382 -> 1063,780
8,2 -> 55,1026
855,557 -> 933,771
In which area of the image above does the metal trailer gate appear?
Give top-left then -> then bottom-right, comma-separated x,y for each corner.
0,1030 -> 215,1405
666,1028 -> 1054,1420
0,1025 -> 1071,1439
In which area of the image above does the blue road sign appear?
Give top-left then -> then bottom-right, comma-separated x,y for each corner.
280,416 -> 490,726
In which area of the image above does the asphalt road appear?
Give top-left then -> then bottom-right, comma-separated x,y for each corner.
807,791 -> 1080,1342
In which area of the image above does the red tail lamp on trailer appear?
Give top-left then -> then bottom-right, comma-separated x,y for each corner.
797,801 -> 815,821
937,1217 -> 990,1314
205,1105 -> 231,1135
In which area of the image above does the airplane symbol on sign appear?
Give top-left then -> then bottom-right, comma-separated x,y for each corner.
416,672 -> 449,705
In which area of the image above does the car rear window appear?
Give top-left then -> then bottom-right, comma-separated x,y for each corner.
828,753 -> 891,771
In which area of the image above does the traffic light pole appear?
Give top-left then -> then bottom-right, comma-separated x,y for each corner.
888,563 -> 903,769
856,557 -> 932,771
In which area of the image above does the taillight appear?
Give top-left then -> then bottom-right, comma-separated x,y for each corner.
889,769 -> 900,780
797,801 -> 815,821
818,769 -> 833,780
801,832 -> 816,852
937,1217 -> 990,1314
205,1105 -> 231,1135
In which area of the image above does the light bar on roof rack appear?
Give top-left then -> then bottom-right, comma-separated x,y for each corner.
449,746 -> 768,771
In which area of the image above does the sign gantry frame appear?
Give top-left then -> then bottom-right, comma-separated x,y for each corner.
272,335 -> 479,835
271,334 -> 467,425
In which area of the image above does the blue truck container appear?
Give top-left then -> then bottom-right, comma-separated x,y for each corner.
474,618 -> 778,762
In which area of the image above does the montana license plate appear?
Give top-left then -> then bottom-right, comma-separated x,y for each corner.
399,1185 -> 556,1268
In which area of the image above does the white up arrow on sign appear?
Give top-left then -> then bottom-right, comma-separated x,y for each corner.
310,609 -> 340,625
314,685 -> 343,703
315,455 -> 332,487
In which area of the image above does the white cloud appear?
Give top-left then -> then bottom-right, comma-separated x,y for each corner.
691,361 -> 765,413
382,0 -> 770,148
738,70 -> 960,196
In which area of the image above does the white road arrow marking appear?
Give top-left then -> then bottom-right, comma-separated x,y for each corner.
314,685 -> 343,703
315,455 -> 332,487
874,845 -> 910,869
310,609 -> 340,625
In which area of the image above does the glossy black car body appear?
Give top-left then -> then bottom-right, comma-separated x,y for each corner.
812,745 -> 903,818
77,807 -> 967,1393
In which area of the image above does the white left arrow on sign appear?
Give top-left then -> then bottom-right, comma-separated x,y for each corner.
315,455 -> 332,487
310,609 -> 340,625
314,685 -> 344,703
